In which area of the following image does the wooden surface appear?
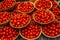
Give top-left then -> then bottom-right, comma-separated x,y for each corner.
16,0 -> 60,40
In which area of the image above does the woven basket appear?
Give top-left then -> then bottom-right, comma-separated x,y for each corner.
0,0 -> 16,11
10,13 -> 31,29
0,26 -> 19,40
17,1 -> 35,14
42,19 -> 60,38
32,9 -> 55,24
34,0 -> 52,10
0,12 -> 10,25
19,23 -> 42,40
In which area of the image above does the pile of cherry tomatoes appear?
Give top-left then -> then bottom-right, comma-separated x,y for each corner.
0,0 -> 60,40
